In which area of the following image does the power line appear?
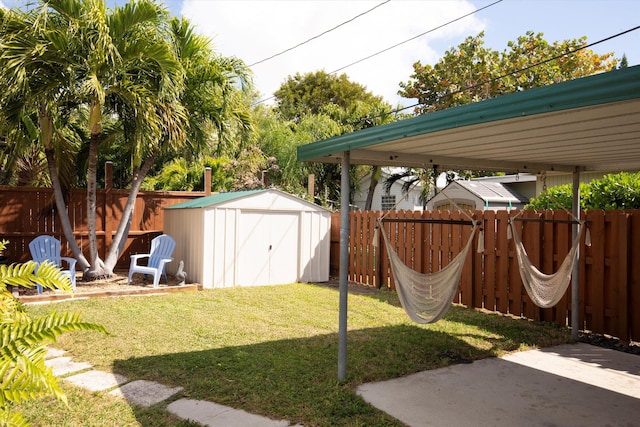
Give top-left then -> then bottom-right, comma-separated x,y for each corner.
252,0 -> 503,106
248,0 -> 391,67
330,0 -> 502,75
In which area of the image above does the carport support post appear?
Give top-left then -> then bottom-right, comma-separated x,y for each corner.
338,151 -> 350,381
571,169 -> 580,341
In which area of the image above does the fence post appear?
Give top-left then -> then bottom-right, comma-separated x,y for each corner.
205,168 -> 211,195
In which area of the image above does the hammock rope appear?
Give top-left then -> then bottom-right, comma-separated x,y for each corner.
507,175 -> 589,309
378,218 -> 480,323
374,179 -> 482,324
508,218 -> 584,308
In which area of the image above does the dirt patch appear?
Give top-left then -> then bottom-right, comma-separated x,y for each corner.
14,269 -> 195,297
312,276 -> 384,295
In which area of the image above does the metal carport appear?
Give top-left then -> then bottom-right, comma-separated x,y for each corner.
297,65 -> 640,380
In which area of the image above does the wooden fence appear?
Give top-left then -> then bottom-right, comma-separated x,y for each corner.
3,181 -> 638,342
0,185 -> 203,268
334,209 -> 640,343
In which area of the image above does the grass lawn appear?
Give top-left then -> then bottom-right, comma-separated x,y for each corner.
19,283 -> 571,426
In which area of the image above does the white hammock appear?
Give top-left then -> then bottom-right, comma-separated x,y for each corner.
378,221 -> 480,324
509,220 -> 584,308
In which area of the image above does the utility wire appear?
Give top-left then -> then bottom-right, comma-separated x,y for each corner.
331,0 -> 502,75
357,24 -> 640,124
252,0 -> 502,106
248,0 -> 391,67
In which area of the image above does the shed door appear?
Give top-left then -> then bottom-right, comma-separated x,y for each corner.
237,211 -> 299,286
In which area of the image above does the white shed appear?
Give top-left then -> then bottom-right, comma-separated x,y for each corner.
163,189 -> 331,288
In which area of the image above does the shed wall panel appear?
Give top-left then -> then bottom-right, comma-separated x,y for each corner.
164,208 -> 205,284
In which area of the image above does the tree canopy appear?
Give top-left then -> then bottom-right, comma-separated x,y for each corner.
268,70 -> 399,207
399,31 -> 618,114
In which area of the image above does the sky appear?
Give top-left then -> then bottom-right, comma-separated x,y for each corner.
2,0 -> 639,107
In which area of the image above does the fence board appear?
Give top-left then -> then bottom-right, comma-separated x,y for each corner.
0,186 -> 203,268
495,211 -> 510,313
631,210 -> 640,341
342,208 -> 638,342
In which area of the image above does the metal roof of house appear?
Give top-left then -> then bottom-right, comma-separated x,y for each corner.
472,173 -> 537,183
451,180 -> 528,204
297,65 -> 640,174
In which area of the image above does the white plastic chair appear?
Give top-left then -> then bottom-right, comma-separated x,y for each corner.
29,235 -> 77,294
127,234 -> 176,288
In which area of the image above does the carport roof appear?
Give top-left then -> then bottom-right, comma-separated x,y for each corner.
297,65 -> 640,174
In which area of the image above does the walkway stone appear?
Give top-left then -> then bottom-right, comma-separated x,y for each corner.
46,348 -> 298,426
109,380 -> 183,407
64,370 -> 128,392
45,347 -> 67,359
45,356 -> 92,376
166,398 -> 294,427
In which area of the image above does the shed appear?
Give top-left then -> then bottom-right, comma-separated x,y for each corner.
163,189 -> 331,288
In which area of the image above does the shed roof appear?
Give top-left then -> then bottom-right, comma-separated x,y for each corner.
165,188 -> 328,211
165,190 -> 264,209
297,65 -> 640,174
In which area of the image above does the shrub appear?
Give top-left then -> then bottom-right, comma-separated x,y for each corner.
526,172 -> 640,210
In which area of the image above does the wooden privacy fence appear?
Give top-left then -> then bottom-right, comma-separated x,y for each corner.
0,185 -> 203,268
334,209 -> 640,343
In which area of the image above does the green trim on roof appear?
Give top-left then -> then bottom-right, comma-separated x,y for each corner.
165,190 -> 265,209
297,65 -> 640,162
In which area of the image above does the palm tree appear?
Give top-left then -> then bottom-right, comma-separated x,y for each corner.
1,0 -> 185,278
0,1 -> 255,279
168,17 -> 253,159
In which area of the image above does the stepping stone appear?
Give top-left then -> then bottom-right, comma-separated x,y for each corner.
45,347 -> 66,359
64,370 -> 128,392
109,380 -> 183,407
167,398 -> 291,427
45,357 -> 92,376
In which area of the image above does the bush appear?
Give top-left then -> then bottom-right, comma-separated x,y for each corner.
526,171 -> 640,210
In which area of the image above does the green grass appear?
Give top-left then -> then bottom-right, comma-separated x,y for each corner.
20,283 -> 571,426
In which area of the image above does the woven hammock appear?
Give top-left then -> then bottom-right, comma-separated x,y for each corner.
378,221 -> 480,324
509,220 -> 584,308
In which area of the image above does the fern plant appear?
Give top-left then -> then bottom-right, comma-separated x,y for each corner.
0,241 -> 106,427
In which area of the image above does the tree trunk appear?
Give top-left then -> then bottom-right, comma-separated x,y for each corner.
84,133 -> 102,278
85,99 -> 104,279
39,107 -> 90,271
364,166 -> 381,211
103,156 -> 155,273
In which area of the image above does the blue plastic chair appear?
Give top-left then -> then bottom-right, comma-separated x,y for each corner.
127,234 -> 176,288
29,235 -> 77,294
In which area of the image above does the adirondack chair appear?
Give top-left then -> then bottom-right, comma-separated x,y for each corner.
29,235 -> 77,294
128,234 -> 176,288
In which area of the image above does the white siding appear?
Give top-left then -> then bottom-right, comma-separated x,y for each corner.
354,174 -> 422,211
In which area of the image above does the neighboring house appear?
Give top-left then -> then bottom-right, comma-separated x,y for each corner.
426,179 -> 529,211
356,170 -> 613,212
353,168 -> 424,211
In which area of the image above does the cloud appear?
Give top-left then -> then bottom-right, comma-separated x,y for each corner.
181,0 -> 484,107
